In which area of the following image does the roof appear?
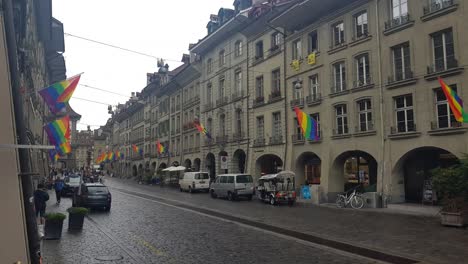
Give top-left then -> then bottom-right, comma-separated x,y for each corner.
259,171 -> 295,181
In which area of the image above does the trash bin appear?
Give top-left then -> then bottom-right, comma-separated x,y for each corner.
362,192 -> 382,208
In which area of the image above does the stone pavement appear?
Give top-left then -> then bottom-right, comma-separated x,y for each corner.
105,177 -> 468,264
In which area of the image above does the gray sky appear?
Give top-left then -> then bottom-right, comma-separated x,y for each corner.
53,0 -> 234,130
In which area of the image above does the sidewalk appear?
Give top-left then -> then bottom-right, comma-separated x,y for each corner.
41,192 -> 136,264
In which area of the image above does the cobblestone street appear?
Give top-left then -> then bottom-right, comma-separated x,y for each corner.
42,177 -> 468,264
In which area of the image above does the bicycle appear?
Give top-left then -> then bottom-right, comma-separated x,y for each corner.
336,187 -> 364,209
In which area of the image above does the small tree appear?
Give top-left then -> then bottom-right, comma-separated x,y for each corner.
431,155 -> 468,213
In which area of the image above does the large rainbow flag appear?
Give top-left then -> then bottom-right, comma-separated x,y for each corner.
439,77 -> 468,123
44,115 -> 71,147
294,107 -> 320,141
193,120 -> 212,139
39,75 -> 81,114
156,140 -> 165,155
57,141 -> 71,156
48,149 -> 60,163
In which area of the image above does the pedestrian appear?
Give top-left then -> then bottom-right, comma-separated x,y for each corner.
54,177 -> 64,204
34,184 -> 49,225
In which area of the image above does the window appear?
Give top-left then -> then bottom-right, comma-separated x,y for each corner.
207,83 -> 212,103
207,119 -> 213,135
395,95 -> 415,133
272,69 -> 281,94
308,31 -> 318,54
271,32 -> 281,50
432,29 -> 455,72
333,22 -> 345,46
234,41 -> 243,57
335,105 -> 348,135
311,113 -> 321,138
333,62 -> 346,92
236,110 -> 242,135
234,70 -> 242,94
292,39 -> 302,60
219,50 -> 226,67
435,86 -> 458,128
293,80 -> 303,100
392,0 -> 408,19
355,54 -> 370,86
255,41 -> 264,59
272,112 -> 282,138
256,76 -> 264,99
257,116 -> 264,138
219,78 -> 225,99
355,11 -> 368,38
219,114 -> 225,136
294,117 -> 302,136
392,42 -> 411,81
309,75 -> 319,100
357,99 -> 373,132
207,58 -> 212,74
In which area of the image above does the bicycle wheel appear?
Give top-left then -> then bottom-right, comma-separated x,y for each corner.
336,196 -> 346,208
350,195 -> 364,209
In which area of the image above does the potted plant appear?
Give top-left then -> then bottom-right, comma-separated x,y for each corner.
44,213 -> 66,239
67,207 -> 88,231
431,156 -> 468,227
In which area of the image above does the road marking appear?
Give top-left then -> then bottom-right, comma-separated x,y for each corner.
130,234 -> 165,257
112,188 -> 421,264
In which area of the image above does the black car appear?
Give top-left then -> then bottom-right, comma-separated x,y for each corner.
61,174 -> 82,196
73,183 -> 111,211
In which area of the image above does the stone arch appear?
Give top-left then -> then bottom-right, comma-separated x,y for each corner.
132,165 -> 137,177
391,146 -> 459,203
205,153 -> 216,181
255,154 -> 283,178
232,149 -> 247,173
194,158 -> 201,172
184,159 -> 192,170
295,152 -> 321,186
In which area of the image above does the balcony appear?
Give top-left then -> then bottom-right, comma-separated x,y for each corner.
354,123 -> 377,137
353,76 -> 374,91
269,135 -> 283,145
429,121 -> 466,135
387,71 -> 416,89
253,138 -> 266,147
216,96 -> 229,107
384,14 -> 414,35
183,122 -> 195,131
175,128 -> 180,134
231,90 -> 244,102
204,139 -> 215,146
268,90 -> 282,103
292,134 -> 305,144
232,132 -> 245,141
422,0 -> 458,21
330,83 -> 348,96
332,127 -> 351,139
216,135 -> 229,144
290,98 -> 304,109
306,94 -> 322,106
203,102 -> 213,112
425,57 -> 463,80
253,96 -> 265,108
389,123 -> 421,139
144,153 -> 151,158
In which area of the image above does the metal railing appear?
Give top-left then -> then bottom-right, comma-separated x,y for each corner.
292,133 -> 305,143
390,123 -> 417,134
388,70 -> 414,84
231,90 -> 244,101
355,123 -> 374,133
269,135 -> 283,145
253,138 -> 266,147
427,57 -> 459,74
253,96 -> 265,107
216,96 -> 229,107
423,0 -> 455,15
216,135 -> 229,144
233,132 -> 245,141
332,126 -> 349,136
431,121 -> 462,130
306,93 -> 322,105
203,102 -> 213,112
290,98 -> 304,108
384,13 -> 411,31
268,91 -> 282,102
331,83 -> 347,94
353,76 -> 372,89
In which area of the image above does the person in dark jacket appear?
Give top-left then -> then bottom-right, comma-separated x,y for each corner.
34,184 -> 49,224
54,178 -> 64,204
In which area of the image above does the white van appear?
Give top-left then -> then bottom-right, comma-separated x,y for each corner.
210,174 -> 254,201
179,172 -> 210,193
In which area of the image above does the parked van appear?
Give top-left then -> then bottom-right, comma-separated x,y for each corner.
179,172 -> 210,193
210,174 -> 254,201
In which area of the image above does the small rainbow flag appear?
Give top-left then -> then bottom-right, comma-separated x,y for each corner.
439,77 -> 468,123
294,107 -> 319,141
193,120 -> 212,139
132,144 -> 143,156
108,151 -> 114,162
156,140 -> 165,154
39,75 -> 81,114
115,150 -> 121,160
119,152 -> 124,160
44,115 -> 71,147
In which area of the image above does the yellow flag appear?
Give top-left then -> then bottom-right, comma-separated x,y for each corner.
308,53 -> 316,65
291,60 -> 300,71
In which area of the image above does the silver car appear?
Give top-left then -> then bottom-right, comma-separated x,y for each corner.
209,174 -> 254,201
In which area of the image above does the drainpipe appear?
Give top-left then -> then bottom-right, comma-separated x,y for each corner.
375,0 -> 386,196
245,36 -> 250,174
3,0 -> 40,263
282,27 -> 289,172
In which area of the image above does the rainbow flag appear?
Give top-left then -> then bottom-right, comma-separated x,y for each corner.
119,152 -> 124,160
39,75 -> 81,114
108,151 -> 114,162
44,115 -> 70,147
193,120 -> 212,139
115,150 -> 121,160
132,144 -> 143,156
156,140 -> 165,154
294,107 -> 319,141
48,149 -> 59,163
57,141 -> 71,156
439,77 -> 468,123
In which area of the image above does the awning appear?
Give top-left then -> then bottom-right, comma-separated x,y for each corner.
162,166 -> 186,172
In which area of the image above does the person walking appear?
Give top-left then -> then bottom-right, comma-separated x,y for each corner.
54,177 -> 64,204
34,184 -> 49,225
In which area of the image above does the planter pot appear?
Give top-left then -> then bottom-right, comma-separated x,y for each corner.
44,219 -> 64,240
440,212 -> 465,227
68,213 -> 85,230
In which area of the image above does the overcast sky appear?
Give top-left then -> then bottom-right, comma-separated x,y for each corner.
52,0 -> 234,131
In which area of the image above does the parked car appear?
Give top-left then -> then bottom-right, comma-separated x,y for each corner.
62,174 -> 82,196
210,174 -> 254,201
256,171 -> 296,206
179,172 -> 210,193
73,183 -> 111,211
